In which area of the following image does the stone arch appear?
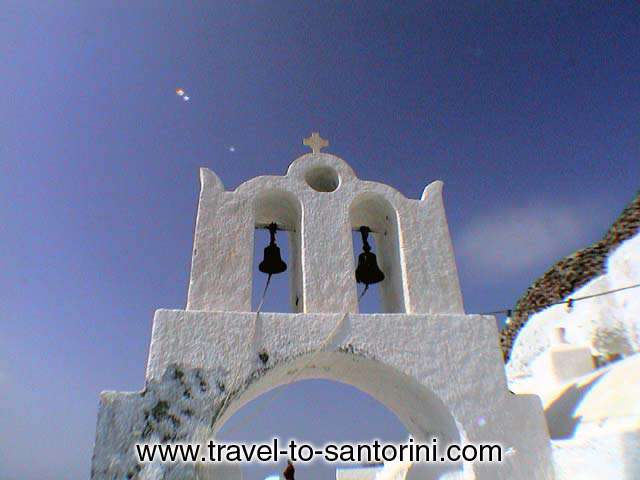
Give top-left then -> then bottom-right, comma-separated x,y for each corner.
210,351 -> 466,479
253,189 -> 303,312
214,352 -> 460,442
350,193 -> 406,313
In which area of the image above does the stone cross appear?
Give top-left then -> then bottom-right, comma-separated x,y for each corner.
303,132 -> 329,153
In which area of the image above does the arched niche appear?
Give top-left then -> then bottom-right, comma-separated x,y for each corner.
210,352 -> 466,480
350,193 -> 406,313
253,190 -> 303,312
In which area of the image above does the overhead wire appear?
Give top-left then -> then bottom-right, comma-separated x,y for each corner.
480,282 -> 640,316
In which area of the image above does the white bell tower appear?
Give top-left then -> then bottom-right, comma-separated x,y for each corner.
91,134 -> 554,480
187,132 -> 463,315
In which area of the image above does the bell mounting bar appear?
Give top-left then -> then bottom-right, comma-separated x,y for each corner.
255,223 -> 379,233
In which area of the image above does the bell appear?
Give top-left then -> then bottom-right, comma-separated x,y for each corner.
355,226 -> 385,285
259,223 -> 287,275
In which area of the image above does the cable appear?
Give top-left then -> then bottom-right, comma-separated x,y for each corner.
358,284 -> 369,302
255,274 -> 272,314
563,282 -> 640,302
206,286 -> 274,433
480,282 -> 640,316
219,313 -> 348,437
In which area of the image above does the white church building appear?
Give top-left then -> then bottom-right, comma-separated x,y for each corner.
90,134 -> 638,480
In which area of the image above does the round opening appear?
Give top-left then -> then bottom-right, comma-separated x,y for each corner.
304,166 -> 339,192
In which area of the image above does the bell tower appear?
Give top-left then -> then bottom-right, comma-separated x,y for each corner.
186,132 -> 464,315
90,134 -> 555,480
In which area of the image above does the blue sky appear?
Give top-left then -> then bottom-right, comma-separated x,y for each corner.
1,2 -> 639,479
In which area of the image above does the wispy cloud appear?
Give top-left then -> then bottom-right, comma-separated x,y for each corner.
455,200 -> 608,277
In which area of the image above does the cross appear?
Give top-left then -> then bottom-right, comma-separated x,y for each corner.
303,132 -> 329,153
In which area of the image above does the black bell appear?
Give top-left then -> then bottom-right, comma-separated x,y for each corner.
259,223 -> 287,275
355,226 -> 385,285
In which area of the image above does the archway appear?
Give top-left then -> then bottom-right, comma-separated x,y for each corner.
207,352 -> 466,480
217,379 -> 409,479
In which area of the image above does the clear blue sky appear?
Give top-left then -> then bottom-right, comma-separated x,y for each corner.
1,2 -> 639,479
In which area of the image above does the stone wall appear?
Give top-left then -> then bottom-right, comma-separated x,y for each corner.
500,191 -> 640,362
